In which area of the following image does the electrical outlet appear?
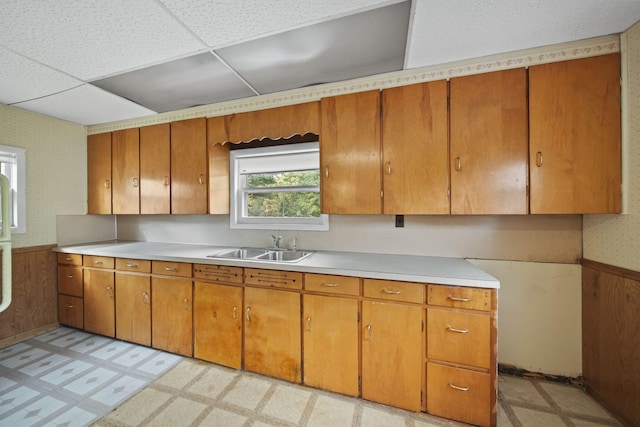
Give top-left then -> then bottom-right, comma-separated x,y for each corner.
395,215 -> 404,228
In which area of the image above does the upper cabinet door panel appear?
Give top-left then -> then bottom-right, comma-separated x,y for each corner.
529,54 -> 621,214
112,128 -> 140,214
87,133 -> 112,214
207,117 -> 230,215
382,81 -> 449,214
171,118 -> 208,214
450,68 -> 529,215
140,124 -> 171,214
320,90 -> 382,214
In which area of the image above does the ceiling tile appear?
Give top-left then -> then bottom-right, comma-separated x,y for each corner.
160,0 -> 402,48
217,1 -> 411,94
406,0 -> 640,69
12,84 -> 156,126
0,46 -> 83,104
0,0 -> 204,80
92,52 -> 257,113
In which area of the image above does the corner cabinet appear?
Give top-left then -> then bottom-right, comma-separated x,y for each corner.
529,53 -> 621,214
320,90 -> 382,214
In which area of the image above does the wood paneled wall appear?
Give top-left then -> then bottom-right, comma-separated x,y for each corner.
582,259 -> 640,427
0,245 -> 58,347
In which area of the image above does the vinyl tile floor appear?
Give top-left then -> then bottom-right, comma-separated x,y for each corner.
0,328 -> 623,427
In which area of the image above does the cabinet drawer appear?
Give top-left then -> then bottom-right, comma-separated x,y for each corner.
427,307 -> 491,369
58,295 -> 84,329
194,264 -> 243,284
428,285 -> 492,311
57,253 -> 82,266
84,255 -> 114,269
304,273 -> 359,296
116,258 -> 151,273
152,261 -> 192,278
245,268 -> 302,290
363,279 -> 424,303
58,266 -> 83,297
427,362 -> 491,427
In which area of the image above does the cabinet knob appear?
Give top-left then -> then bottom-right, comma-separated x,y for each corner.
104,179 -> 110,188
163,176 -> 170,186
455,157 -> 462,172
386,161 -> 392,175
132,177 -> 139,187
142,292 -> 150,305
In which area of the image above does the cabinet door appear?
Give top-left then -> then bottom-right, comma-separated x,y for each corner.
362,300 -> 423,411
83,269 -> 115,337
450,68 -> 528,214
382,81 -> 449,214
115,272 -> 151,346
58,295 -> 83,329
194,282 -> 242,369
529,54 -> 621,214
112,128 -> 140,214
151,277 -> 193,356
171,118 -> 208,214
206,120 -> 230,215
87,133 -> 112,214
140,123 -> 171,214
320,91 -> 382,214
303,295 -> 359,396
244,287 -> 301,383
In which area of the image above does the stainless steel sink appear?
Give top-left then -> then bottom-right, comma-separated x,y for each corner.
254,250 -> 314,262
206,247 -> 314,263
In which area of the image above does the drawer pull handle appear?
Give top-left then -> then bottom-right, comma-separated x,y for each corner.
246,307 -> 252,323
164,267 -> 177,271
536,151 -> 543,167
65,257 -> 73,261
106,286 -> 114,298
447,325 -> 469,334
321,283 -> 338,287
93,260 -> 103,265
233,306 -> 237,320
183,298 -> 189,311
66,274 -> 74,279
198,174 -> 205,185
382,289 -> 401,295
142,292 -> 150,305
65,304 -> 74,308
366,324 -> 372,340
449,382 -> 470,392
448,296 -> 470,302
306,316 -> 312,331
126,263 -> 138,268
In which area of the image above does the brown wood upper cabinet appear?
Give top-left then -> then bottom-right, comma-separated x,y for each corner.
320,90 -> 382,214
529,53 -> 621,214
140,123 -> 171,214
207,116 -> 231,215
87,132 -> 112,214
171,118 -> 208,214
382,81 -> 449,214
450,68 -> 529,215
112,128 -> 140,214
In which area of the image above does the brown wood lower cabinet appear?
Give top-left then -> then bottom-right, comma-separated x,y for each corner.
361,300 -> 423,412
115,272 -> 151,346
302,294 -> 359,396
83,268 -> 115,337
151,277 -> 193,356
244,286 -> 301,383
58,295 -> 83,329
194,281 -> 243,369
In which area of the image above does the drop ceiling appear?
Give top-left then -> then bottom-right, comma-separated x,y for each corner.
1,0 -> 640,126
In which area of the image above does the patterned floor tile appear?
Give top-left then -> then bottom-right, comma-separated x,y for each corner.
0,348 -> 50,369
0,385 -> 40,416
18,354 -> 71,377
1,395 -> 66,426
222,375 -> 272,410
90,375 -> 146,407
88,341 -> 133,361
111,345 -> 156,368
261,383 -> 311,424
63,367 -> 119,396
40,360 -> 94,386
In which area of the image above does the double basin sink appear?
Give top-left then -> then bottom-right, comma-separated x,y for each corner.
207,247 -> 314,263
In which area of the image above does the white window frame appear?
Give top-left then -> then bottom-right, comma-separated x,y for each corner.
230,142 -> 329,231
0,145 -> 26,234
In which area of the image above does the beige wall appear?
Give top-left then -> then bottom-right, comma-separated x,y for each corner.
0,105 -> 86,248
583,23 -> 640,270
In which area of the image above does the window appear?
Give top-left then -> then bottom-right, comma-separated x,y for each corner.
230,142 -> 328,230
0,145 -> 26,234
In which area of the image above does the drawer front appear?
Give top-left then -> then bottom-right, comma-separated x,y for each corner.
304,273 -> 359,296
152,261 -> 192,278
427,362 -> 491,427
428,285 -> 492,311
427,308 -> 491,369
58,266 -> 83,297
194,264 -> 243,284
57,253 -> 82,266
363,279 -> 424,304
58,295 -> 84,329
116,258 -> 151,273
84,255 -> 115,269
245,268 -> 303,290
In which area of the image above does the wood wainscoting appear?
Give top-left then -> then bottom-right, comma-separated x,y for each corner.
0,244 -> 58,348
582,259 -> 640,427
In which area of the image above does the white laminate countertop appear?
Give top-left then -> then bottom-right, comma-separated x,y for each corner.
53,241 -> 500,289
